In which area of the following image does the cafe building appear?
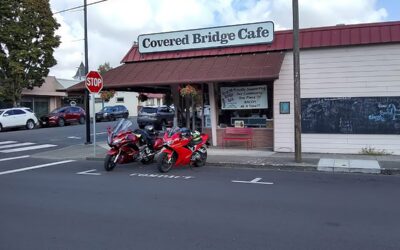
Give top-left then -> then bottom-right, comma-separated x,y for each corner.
69,21 -> 400,155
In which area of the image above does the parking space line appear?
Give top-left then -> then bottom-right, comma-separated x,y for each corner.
232,177 -> 274,185
0,141 -> 17,145
0,142 -> 35,149
0,155 -> 30,162
0,160 -> 76,176
0,144 -> 57,153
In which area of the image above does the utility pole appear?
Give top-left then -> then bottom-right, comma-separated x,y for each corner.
293,0 -> 302,162
84,0 -> 91,144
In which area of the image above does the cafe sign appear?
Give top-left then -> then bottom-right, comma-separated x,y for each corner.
138,21 -> 274,53
221,85 -> 268,110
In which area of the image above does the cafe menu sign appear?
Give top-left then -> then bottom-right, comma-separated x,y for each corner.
138,21 -> 274,53
221,85 -> 268,110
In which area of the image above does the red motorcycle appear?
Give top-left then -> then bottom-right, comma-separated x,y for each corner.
104,119 -> 163,171
157,127 -> 209,173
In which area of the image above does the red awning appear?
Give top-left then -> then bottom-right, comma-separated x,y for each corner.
68,52 -> 284,92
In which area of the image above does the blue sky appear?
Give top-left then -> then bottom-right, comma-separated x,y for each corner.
378,0 -> 400,20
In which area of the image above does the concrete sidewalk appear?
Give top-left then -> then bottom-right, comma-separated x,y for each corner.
32,143 -> 400,175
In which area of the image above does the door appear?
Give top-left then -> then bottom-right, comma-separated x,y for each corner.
13,109 -> 28,126
64,108 -> 74,122
2,110 -> 15,127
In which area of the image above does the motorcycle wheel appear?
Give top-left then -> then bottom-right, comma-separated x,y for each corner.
140,154 -> 154,165
157,152 -> 175,173
104,154 -> 117,171
193,148 -> 207,167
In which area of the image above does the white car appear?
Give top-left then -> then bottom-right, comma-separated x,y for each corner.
0,107 -> 39,132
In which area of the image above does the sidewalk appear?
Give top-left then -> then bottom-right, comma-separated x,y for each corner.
32,143 -> 400,175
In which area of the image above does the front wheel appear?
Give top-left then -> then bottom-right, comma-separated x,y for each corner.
157,152 -> 175,173
26,119 -> 35,130
193,147 -> 207,167
104,154 -> 117,171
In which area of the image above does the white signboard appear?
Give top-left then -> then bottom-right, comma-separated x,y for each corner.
138,21 -> 274,53
221,85 -> 268,110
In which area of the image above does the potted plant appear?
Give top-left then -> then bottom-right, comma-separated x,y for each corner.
100,90 -> 115,102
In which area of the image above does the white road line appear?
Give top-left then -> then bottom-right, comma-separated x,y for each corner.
0,141 -> 17,145
77,169 -> 101,175
0,144 -> 57,153
0,142 -> 35,149
232,177 -> 274,185
0,160 -> 76,176
0,155 -> 30,162
68,136 -> 82,139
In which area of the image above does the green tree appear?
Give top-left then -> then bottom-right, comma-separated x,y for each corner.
98,62 -> 112,75
0,0 -> 60,106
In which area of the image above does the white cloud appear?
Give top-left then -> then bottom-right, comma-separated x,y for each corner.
49,0 -> 388,79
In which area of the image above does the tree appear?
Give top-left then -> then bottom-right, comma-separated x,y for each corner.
0,0 -> 61,106
98,62 -> 112,75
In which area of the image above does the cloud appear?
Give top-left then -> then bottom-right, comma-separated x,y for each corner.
49,0 -> 388,79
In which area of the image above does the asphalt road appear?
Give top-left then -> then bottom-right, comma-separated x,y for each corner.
0,122 -> 399,250
0,158 -> 399,250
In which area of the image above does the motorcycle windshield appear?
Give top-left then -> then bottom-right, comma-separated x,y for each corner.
112,119 -> 133,135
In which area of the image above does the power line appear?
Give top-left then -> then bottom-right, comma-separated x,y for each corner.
53,0 -> 108,14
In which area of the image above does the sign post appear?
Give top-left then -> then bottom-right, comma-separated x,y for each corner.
85,71 -> 103,156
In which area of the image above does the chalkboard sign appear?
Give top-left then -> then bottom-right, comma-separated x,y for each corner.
301,97 -> 400,134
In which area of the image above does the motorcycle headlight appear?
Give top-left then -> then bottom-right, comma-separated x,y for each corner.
113,138 -> 122,145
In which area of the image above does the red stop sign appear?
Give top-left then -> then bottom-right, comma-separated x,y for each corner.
85,71 -> 103,93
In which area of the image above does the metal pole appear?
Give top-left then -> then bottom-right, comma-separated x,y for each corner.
92,93 -> 96,156
293,0 -> 302,162
84,0 -> 91,144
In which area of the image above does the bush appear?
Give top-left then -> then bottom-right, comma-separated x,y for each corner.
360,146 -> 392,155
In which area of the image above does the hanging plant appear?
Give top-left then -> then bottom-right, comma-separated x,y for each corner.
138,93 -> 148,102
180,84 -> 198,97
100,90 -> 115,102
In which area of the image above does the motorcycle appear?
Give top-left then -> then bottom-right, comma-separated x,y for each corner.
104,119 -> 163,171
157,127 -> 209,173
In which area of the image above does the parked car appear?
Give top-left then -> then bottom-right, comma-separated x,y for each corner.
137,106 -> 174,130
0,107 -> 38,132
95,105 -> 129,122
40,106 -> 86,127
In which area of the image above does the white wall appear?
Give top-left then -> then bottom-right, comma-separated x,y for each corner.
89,91 -> 139,117
274,44 -> 400,154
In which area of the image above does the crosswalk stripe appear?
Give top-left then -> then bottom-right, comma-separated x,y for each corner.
0,155 -> 30,162
0,141 -> 17,145
0,142 -> 35,149
0,160 -> 76,175
0,144 -> 57,153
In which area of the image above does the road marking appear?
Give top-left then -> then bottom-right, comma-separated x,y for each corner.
130,173 -> 194,180
0,141 -> 17,145
91,132 -> 107,135
68,136 -> 82,139
232,177 -> 274,185
77,169 -> 101,175
0,144 -> 57,153
0,142 -> 35,149
0,160 -> 75,176
0,155 -> 30,162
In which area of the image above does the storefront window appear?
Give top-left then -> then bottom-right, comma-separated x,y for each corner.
216,83 -> 273,128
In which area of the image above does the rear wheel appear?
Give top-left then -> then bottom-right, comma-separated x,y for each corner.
58,118 -> 65,127
79,116 -> 85,124
104,154 -> 117,171
157,152 -> 175,173
26,119 -> 35,130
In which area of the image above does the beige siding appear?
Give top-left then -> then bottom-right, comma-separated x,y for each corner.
274,44 -> 400,154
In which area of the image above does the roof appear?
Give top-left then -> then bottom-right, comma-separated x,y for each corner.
68,52 -> 284,92
57,78 -> 81,90
22,76 -> 66,97
121,21 -> 400,63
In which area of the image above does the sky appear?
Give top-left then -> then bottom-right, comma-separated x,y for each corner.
49,0 -> 400,79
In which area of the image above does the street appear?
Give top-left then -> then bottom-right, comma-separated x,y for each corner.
0,124 -> 399,250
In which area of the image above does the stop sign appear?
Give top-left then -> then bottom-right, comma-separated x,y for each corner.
85,71 -> 103,93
